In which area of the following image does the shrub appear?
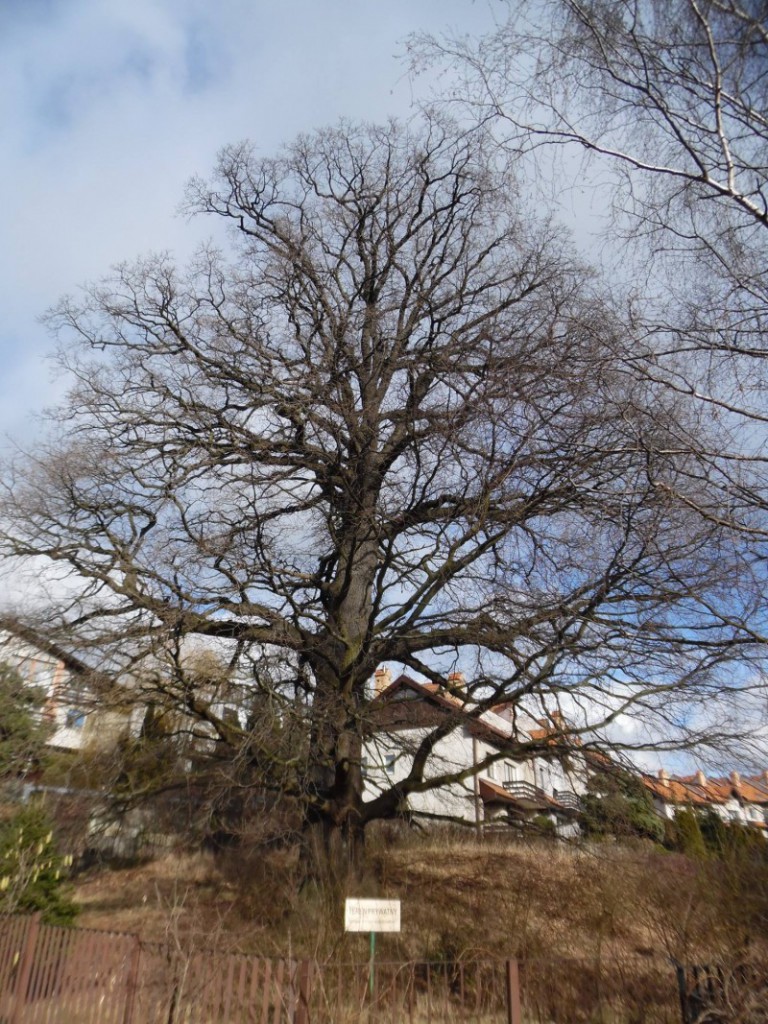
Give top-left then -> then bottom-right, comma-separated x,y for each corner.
0,662 -> 52,781
579,766 -> 665,844
530,814 -> 557,837
0,801 -> 77,924
664,806 -> 708,860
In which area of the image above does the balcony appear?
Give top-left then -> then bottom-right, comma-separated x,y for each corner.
501,779 -> 551,809
553,789 -> 581,812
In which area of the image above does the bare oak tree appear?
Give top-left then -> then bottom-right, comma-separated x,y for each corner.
0,117 -> 761,875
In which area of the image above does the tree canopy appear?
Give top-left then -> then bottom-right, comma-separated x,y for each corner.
0,115 -> 762,872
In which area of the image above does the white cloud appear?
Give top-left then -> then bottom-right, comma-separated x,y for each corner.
0,0 -> 498,443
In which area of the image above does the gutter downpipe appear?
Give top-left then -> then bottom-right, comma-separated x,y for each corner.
473,735 -> 482,838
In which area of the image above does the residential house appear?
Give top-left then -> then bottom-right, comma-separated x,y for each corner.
365,668 -> 587,835
0,630 -> 93,753
366,667 -> 768,840
644,768 -> 768,830
0,628 -> 129,755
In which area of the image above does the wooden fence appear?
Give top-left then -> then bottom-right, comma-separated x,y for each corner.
0,915 -> 312,1024
0,914 -> 721,1023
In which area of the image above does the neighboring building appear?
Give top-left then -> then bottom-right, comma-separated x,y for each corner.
365,668 -> 587,835
366,666 -> 768,840
7,630 -> 766,841
643,768 -> 768,830
0,631 -> 91,752
0,629 -> 127,754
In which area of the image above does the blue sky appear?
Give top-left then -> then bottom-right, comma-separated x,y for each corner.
0,0 -> 499,443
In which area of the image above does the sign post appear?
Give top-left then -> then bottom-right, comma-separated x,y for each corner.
344,898 -> 401,998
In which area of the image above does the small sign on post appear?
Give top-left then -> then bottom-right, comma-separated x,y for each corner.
344,898 -> 401,933
345,898 -> 401,998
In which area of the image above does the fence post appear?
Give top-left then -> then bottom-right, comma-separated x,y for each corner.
10,913 -> 42,1024
294,960 -> 313,1024
675,964 -> 690,1024
122,934 -> 142,1024
506,959 -> 522,1024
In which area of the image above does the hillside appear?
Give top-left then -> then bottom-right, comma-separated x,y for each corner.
71,831 -> 767,965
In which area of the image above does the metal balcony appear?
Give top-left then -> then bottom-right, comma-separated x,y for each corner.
553,789 -> 581,812
501,779 -> 551,809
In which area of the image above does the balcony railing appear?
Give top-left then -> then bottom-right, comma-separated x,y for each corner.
553,789 -> 581,812
501,779 -> 550,808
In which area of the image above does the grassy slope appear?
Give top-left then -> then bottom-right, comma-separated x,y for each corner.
70,832 -> 767,968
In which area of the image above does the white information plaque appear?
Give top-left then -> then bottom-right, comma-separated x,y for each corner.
344,898 -> 401,933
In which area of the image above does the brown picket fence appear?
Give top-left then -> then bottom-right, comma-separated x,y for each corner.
0,915 -> 314,1024
0,914 -> 695,1023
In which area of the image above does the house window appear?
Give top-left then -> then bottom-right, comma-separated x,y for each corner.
65,708 -> 86,730
487,762 -> 496,780
504,762 -> 518,783
222,707 -> 239,727
384,754 -> 397,775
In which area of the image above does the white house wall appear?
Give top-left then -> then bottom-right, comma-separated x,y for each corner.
364,704 -> 588,826
535,754 -> 588,800
0,631 -> 89,752
364,724 -> 481,822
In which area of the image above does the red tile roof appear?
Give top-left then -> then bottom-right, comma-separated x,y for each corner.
644,771 -> 768,808
376,676 -> 594,770
643,776 -> 718,805
374,674 -> 514,742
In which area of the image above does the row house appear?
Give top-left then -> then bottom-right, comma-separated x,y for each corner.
365,667 -> 768,840
643,769 -> 768,830
364,667 -> 588,835
0,628 -> 131,758
0,630 -> 92,753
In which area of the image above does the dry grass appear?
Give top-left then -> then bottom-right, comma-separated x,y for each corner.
73,849 -> 243,949
6,824 -> 766,1024
71,830 -> 768,967
370,834 -> 674,962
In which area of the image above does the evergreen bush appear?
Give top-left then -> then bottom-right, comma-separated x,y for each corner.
0,801 -> 77,925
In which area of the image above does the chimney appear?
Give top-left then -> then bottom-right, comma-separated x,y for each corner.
658,768 -> 670,788
373,666 -> 392,696
730,770 -> 741,789
446,671 -> 465,692
763,769 -> 768,785
695,769 -> 706,786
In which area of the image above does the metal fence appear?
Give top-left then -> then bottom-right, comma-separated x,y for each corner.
1,914 -> 741,1023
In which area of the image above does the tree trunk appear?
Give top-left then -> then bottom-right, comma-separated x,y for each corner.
300,813 -> 366,893
301,667 -> 367,887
